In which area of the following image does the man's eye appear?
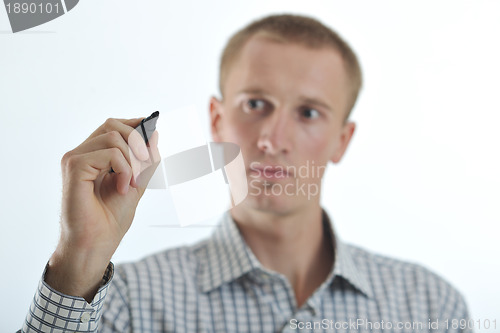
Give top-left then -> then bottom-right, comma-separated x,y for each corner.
301,108 -> 320,119
244,99 -> 266,113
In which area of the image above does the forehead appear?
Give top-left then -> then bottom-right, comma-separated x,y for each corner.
224,35 -> 350,113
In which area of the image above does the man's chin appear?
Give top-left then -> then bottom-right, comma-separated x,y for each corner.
241,191 -> 298,216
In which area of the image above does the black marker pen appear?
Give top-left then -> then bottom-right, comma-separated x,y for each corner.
137,111 -> 160,145
110,111 -> 160,173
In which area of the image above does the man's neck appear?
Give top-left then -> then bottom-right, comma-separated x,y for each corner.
231,204 -> 334,309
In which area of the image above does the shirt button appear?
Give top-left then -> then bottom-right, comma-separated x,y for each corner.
80,312 -> 91,323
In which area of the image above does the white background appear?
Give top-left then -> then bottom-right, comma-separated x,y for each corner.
1,1 -> 499,331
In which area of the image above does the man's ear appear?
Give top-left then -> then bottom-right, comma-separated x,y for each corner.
330,121 -> 356,164
210,96 -> 224,142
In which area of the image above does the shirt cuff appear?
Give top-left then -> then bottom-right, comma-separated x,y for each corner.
22,262 -> 114,333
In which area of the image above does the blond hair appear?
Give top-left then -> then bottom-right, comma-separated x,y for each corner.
219,14 -> 362,119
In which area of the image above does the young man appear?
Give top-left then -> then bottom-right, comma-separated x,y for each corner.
22,15 -> 470,332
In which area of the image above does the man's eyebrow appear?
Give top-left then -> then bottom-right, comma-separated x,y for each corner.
235,88 -> 278,104
236,88 -> 269,95
299,96 -> 335,113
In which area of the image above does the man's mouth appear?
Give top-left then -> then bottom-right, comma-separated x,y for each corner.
249,164 -> 293,180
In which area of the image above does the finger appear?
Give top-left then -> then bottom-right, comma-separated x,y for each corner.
127,131 -> 159,189
131,146 -> 143,186
84,118 -> 149,162
71,131 -> 133,166
65,148 -> 133,195
148,131 -> 161,163
133,131 -> 162,189
127,128 -> 150,161
84,118 -> 142,142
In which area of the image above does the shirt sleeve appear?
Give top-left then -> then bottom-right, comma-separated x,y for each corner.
438,282 -> 473,333
21,262 -> 114,333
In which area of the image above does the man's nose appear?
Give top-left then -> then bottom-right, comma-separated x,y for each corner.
256,109 -> 293,155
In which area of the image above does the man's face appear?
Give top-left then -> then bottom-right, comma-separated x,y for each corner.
211,35 -> 355,215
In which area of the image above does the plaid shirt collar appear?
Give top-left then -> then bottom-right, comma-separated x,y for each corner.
196,210 -> 374,300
